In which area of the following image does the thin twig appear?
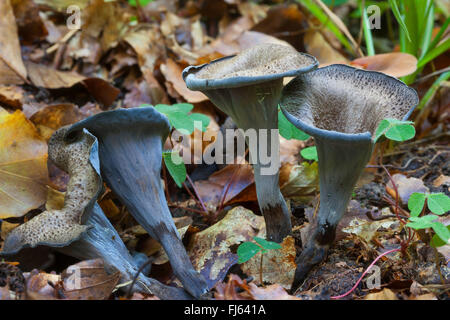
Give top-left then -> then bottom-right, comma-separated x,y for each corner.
330,248 -> 401,299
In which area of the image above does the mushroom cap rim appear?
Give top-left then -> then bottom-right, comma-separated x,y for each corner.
280,64 -> 418,143
64,107 -> 171,142
0,226 -> 93,257
182,53 -> 319,90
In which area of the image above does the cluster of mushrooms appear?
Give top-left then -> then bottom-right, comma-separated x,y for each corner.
0,44 -> 418,298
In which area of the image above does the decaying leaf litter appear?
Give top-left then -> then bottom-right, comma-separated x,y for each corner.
0,0 -> 448,300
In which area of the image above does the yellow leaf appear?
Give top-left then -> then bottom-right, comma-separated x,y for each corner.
0,108 -> 48,218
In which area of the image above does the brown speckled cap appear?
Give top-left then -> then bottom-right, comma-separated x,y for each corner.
183,43 -> 318,90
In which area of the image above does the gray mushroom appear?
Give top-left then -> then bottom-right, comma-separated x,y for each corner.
280,64 -> 419,286
64,107 -> 208,298
183,44 -> 318,242
1,127 -> 192,299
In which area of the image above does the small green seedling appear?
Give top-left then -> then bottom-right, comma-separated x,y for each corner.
237,237 -> 282,285
162,151 -> 186,188
278,108 -> 310,141
143,103 -> 210,135
406,192 -> 450,247
128,0 -> 153,7
374,118 -> 416,143
300,146 -> 318,162
237,237 -> 282,263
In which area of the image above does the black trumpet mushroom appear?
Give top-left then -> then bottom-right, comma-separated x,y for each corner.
183,44 -> 318,242
1,127 -> 192,300
64,107 -> 208,298
280,64 -> 419,287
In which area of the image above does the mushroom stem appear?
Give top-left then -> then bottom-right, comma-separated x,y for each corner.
59,203 -> 193,300
293,137 -> 373,287
253,162 -> 291,243
206,80 -> 291,242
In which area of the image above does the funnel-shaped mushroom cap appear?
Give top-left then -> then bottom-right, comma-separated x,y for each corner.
281,64 -> 419,140
183,43 -> 318,89
183,44 -> 318,243
65,107 -> 208,298
280,65 -> 418,286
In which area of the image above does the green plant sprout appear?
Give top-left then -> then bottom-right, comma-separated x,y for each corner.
374,118 -> 416,142
300,146 -> 318,162
406,192 -> 450,247
278,108 -> 310,141
237,237 -> 282,285
128,0 -> 153,7
152,103 -> 210,135
162,151 -> 186,188
141,103 -> 210,188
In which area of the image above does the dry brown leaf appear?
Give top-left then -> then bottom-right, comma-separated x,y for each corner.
25,270 -> 60,299
30,104 -> 83,141
247,283 -> 301,300
25,62 -> 120,106
240,236 -> 297,289
195,164 -> 256,207
61,259 -> 120,300
34,0 -> 89,11
386,174 -> 429,205
160,59 -> 208,103
251,3 -> 306,49
311,0 -> 361,56
351,53 -> 418,78
304,30 -> 348,66
214,274 -> 252,300
364,288 -> 398,300
280,162 -> 319,199
0,107 -> 48,218
189,206 -> 265,288
11,0 -> 48,44
0,0 -> 28,85
0,85 -> 24,109
433,174 -> 450,189
80,0 -> 129,53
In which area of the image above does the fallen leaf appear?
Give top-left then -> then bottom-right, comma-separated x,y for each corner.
351,53 -> 418,78
304,30 -> 348,66
251,3 -> 306,50
11,0 -> 48,44
433,175 -> 450,189
30,104 -> 83,140
34,0 -> 89,11
25,270 -> 60,299
0,0 -> 28,85
0,85 -> 24,109
160,59 -> 208,103
280,162 -> 319,199
214,274 -> 252,300
341,210 -> 400,244
364,288 -> 398,300
195,164 -> 256,207
246,283 -> 301,300
0,107 -> 48,218
25,62 -> 120,106
61,259 -> 120,300
386,174 -> 429,205
188,206 -> 265,289
240,236 -> 297,289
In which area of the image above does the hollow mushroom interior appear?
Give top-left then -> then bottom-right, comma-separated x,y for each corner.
194,43 -> 316,80
282,65 -> 418,136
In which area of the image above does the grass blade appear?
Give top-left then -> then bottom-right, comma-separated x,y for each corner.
388,0 -> 412,42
